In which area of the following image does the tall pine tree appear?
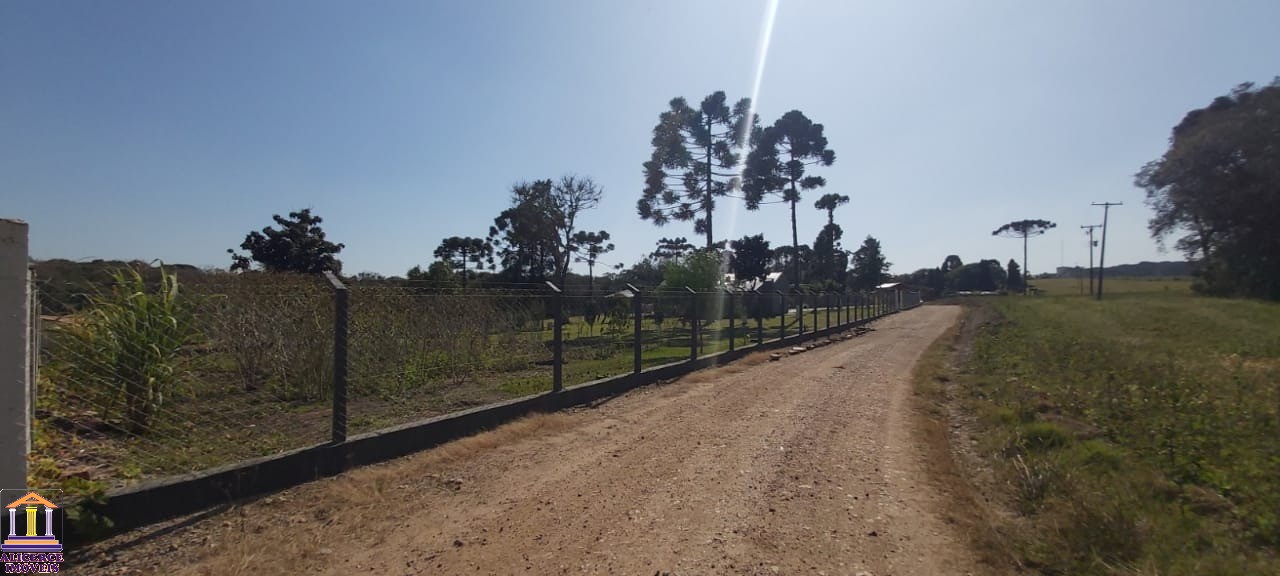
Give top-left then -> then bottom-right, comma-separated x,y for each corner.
638,92 -> 757,249
743,110 -> 836,287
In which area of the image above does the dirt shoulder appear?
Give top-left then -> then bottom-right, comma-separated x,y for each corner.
74,305 -> 977,576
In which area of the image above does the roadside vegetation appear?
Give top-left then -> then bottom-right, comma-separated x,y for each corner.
924,282 -> 1280,574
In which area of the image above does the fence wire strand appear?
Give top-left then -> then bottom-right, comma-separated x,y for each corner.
29,267 -> 920,499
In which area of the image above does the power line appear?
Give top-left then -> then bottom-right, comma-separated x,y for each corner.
1091,202 -> 1122,300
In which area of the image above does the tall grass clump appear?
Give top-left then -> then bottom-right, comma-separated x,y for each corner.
48,266 -> 200,432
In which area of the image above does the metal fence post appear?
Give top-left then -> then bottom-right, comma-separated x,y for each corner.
686,287 -> 698,361
628,283 -> 642,374
811,290 -> 818,333
777,290 -> 786,340
797,289 -> 805,335
323,271 -> 349,445
28,267 -> 39,439
747,286 -> 757,343
825,292 -> 831,330
547,281 -> 563,393
726,287 -> 736,352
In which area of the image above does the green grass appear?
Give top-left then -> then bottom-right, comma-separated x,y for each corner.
949,283 -> 1280,574
1031,276 -> 1193,296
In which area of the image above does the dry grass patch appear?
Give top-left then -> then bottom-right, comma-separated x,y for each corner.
676,350 -> 775,384
737,351 -> 772,366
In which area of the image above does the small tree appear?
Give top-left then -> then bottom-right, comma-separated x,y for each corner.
730,234 -> 771,286
551,175 -> 605,285
651,236 -> 696,263
662,250 -> 722,352
812,193 -> 851,288
941,255 -> 964,274
582,301 -> 600,336
489,176 -> 604,285
663,251 -> 722,292
1006,259 -> 1024,293
811,224 -> 847,288
434,236 -> 493,291
992,219 -> 1057,295
770,244 -> 812,276
571,230 -> 615,294
849,236 -> 891,291
228,209 -> 344,273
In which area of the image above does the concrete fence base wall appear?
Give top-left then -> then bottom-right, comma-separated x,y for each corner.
79,310 -> 913,538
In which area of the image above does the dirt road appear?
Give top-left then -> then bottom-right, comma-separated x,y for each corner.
77,305 -> 975,575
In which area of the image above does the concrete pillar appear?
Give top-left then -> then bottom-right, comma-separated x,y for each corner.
1,219 -> 31,490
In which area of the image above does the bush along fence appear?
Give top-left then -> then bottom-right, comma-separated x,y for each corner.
24,265 -> 922,537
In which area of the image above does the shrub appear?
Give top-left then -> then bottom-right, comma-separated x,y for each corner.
191,273 -> 332,401
47,267 -> 200,432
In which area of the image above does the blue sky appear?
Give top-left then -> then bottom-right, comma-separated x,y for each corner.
4,0 -> 1278,277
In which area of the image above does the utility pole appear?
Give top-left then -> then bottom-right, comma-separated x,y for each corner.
1081,224 -> 1101,296
1091,202 -> 1122,300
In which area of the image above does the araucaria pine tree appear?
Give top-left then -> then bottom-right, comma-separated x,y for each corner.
638,91 -> 757,249
743,110 -> 836,287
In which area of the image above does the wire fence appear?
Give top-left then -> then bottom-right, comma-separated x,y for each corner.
28,268 -> 922,501
346,284 -> 553,434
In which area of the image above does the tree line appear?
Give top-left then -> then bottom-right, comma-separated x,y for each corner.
225,79 -> 1280,302
226,90 -> 895,294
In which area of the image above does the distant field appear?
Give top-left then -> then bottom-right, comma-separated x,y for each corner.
1031,275 -> 1193,296
933,281 -> 1280,573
